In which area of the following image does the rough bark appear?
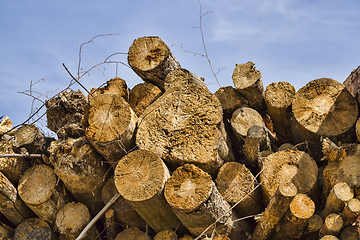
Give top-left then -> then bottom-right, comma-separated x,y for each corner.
214,86 -> 247,119
13,218 -> 58,240
164,68 -> 207,92
136,83 -> 230,175
128,36 -> 180,91
341,198 -> 360,226
84,93 -> 138,164
104,209 -> 118,240
264,81 -> 296,144
339,226 -> 360,240
114,149 -> 182,233
17,164 -> 70,226
300,214 -> 324,240
251,182 -> 297,240
343,65 -> 360,97
154,230 -> 178,240
319,213 -> 344,238
89,77 -> 129,100
115,227 -> 148,240
232,61 -> 265,112
216,161 -> 262,216
129,82 -> 162,117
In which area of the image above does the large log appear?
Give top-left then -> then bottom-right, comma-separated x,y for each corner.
48,137 -> 108,214
114,149 -> 183,233
129,82 -> 162,117
84,93 -> 138,164
164,68 -> 207,92
136,83 -> 231,175
128,36 -> 180,91
13,218 -> 57,240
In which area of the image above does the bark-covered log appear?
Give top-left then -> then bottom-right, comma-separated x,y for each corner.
264,81 -> 296,144
17,164 -> 70,226
259,150 -> 318,205
90,77 -> 129,100
343,65 -> 360,97
129,82 -> 162,117
0,222 -> 14,239
232,61 -> 265,112
341,198 -> 360,226
13,218 -> 58,240
214,86 -> 247,119
319,213 -> 344,238
114,149 -> 182,233
216,162 -> 262,216
300,214 -> 324,240
136,83 -> 231,175
104,209 -> 117,240
322,137 -> 346,162
164,68 -> 207,92
164,164 -> 250,240
251,182 -> 297,240
48,137 -> 108,214
128,36 -> 180,91
154,230 -> 178,240
45,90 -> 86,139
84,93 -> 137,164
115,227 -> 148,240
339,226 -> 360,240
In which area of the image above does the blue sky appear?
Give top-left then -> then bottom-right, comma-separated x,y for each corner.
1,0 -> 359,134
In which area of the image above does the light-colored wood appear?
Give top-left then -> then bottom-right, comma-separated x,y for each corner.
114,149 -> 182,233
129,82 -> 162,117
319,213 -> 344,238
84,93 -> 138,164
232,61 -> 265,112
251,182 -> 297,240
322,137 -> 346,162
48,137 -> 108,214
0,116 -> 12,134
264,81 -> 296,144
320,236 -> 339,240
164,68 -> 207,92
128,36 -> 180,91
342,198 -> 360,226
154,230 -> 178,240
115,227 -> 148,240
214,86 -> 246,118
216,162 -> 262,216
89,77 -> 129,100
13,218 -> 58,240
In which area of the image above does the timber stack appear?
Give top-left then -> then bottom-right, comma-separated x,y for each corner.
1,36 -> 360,240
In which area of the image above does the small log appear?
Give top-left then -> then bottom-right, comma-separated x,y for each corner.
17,164 -> 69,226
101,177 -> 146,229
322,137 -> 346,162
232,61 -> 265,112
320,182 -> 354,219
48,137 -> 108,214
164,164 -> 250,240
13,218 -> 58,240
341,198 -> 360,226
45,90 -> 87,139
300,214 -> 324,240
0,116 -> 12,135
164,68 -> 207,92
0,222 -> 14,239
114,149 -> 182,233
129,82 -> 162,117
277,143 -> 297,152
320,236 -> 339,240
90,77 -> 129,100
136,83 -> 230,175
259,150 -> 318,205
55,202 -> 98,240
104,209 -> 118,240
264,81 -> 296,144
272,193 -> 315,240
154,230 -> 178,240
84,93 -> 138,164
339,226 -> 360,240
214,86 -> 247,119
343,65 -> 360,97
115,227 -> 148,240
251,182 -> 297,240
216,162 -> 262,216
128,36 -> 180,91
319,213 -> 344,238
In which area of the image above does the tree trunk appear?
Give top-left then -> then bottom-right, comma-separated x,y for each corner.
129,82 -> 162,117
319,213 -> 344,238
136,83 -> 230,175
216,161 -> 262,216
17,164 -> 70,226
272,194 -> 315,240
154,230 -> 178,240
114,149 -> 183,233
341,198 -> 360,226
251,182 -> 297,240
84,94 -> 138,164
164,68 -> 207,92
90,77 -> 129,100
232,61 -> 265,112
343,65 -> 360,97
115,227 -> 148,240
13,218 -> 58,240
214,86 -> 247,119
264,81 -> 295,144
128,36 -> 180,91
48,137 -> 108,214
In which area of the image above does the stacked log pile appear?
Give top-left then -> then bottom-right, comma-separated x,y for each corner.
1,36 -> 360,240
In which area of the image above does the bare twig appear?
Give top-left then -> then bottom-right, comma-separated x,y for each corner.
63,63 -> 92,97
0,154 -> 42,158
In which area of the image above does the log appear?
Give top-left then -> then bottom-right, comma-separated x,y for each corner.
114,149 -> 183,233
322,137 -> 346,162
84,93 -> 138,164
104,209 -> 118,240
0,222 -> 14,239
216,162 -> 262,216
259,150 -> 318,205
319,213 -> 344,238
154,230 -> 178,240
164,68 -> 207,92
17,164 -> 70,226
55,202 -> 98,240
264,81 -> 296,144
101,177 -> 146,229
251,182 -> 297,240
356,118 -> 360,142
341,198 -> 360,226
271,193 -> 315,240
45,90 -> 87,139
0,172 -> 16,203
136,83 -> 230,175
179,235 -> 194,240
0,116 -> 12,135
115,227 -> 148,240
128,36 -> 180,91
300,214 -> 324,240
292,78 -> 358,144
13,218 -> 58,240
214,86 -> 247,119
320,182 -> 354,219
232,61 -> 265,112
343,65 -> 360,97
320,236 -> 339,240
339,226 -> 360,240
164,164 -> 250,239
277,143 -> 297,152
89,77 -> 129,100
129,82 -> 162,117
48,137 -> 108,214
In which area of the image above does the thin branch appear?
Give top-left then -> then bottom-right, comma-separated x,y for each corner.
0,154 -> 42,158
63,63 -> 92,97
